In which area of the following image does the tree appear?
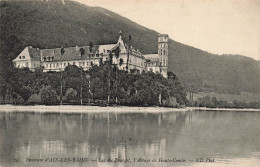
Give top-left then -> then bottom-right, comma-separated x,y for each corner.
62,65 -> 82,102
80,48 -> 85,57
89,42 -> 93,52
61,45 -> 65,55
0,78 -> 8,103
20,86 -> 32,103
12,93 -> 18,105
114,46 -> 121,104
39,85 -> 58,104
65,88 -> 77,102
211,97 -> 218,107
198,96 -> 212,107
126,35 -> 132,72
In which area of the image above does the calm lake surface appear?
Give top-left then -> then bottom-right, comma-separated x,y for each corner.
0,109 -> 259,167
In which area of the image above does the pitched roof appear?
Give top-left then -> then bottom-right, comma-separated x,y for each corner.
28,47 -> 40,61
143,54 -> 159,60
158,34 -> 169,37
41,44 -> 118,62
98,44 -> 118,54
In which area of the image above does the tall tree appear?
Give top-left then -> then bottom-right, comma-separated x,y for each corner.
126,35 -> 131,73
89,42 -> 93,52
39,85 -> 58,104
20,86 -> 32,103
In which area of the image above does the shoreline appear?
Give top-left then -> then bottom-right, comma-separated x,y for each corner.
0,104 -> 259,113
187,107 -> 260,112
0,104 -> 188,113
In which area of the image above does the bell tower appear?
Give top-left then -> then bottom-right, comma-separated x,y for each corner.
158,34 -> 169,78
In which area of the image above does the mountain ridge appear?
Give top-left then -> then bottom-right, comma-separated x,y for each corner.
0,0 -> 259,94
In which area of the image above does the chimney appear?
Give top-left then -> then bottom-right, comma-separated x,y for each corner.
76,45 -> 79,50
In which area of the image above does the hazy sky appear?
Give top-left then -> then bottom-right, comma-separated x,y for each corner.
75,0 -> 260,60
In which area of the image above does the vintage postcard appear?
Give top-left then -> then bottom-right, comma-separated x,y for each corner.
0,0 -> 259,167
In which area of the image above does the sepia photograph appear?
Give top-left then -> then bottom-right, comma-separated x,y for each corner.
0,0 -> 260,166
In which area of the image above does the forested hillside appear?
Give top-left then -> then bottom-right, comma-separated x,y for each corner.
1,0 -> 259,95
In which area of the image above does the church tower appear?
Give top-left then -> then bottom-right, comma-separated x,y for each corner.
158,34 -> 169,78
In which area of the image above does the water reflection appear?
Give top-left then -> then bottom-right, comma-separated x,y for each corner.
0,110 -> 259,167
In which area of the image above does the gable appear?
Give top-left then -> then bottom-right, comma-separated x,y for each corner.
117,36 -> 127,54
13,47 -> 31,61
13,46 -> 40,62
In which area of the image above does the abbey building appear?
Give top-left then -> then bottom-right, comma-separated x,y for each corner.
13,33 -> 169,77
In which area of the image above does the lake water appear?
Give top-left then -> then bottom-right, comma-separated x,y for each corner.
0,109 -> 259,167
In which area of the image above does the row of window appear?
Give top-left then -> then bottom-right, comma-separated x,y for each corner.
15,62 -> 40,68
160,43 -> 167,48
163,59 -> 167,66
159,36 -> 168,42
147,62 -> 160,66
19,56 -> 25,59
16,62 -> 29,68
45,61 -> 97,68
147,59 -> 167,66
43,56 -> 54,61
159,50 -> 167,56
159,36 -> 167,41
34,63 -> 40,68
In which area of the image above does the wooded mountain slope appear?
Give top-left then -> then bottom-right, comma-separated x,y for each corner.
1,0 -> 259,94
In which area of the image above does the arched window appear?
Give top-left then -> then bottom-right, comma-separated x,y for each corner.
164,50 -> 166,55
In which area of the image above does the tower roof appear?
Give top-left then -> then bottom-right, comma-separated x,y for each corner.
158,34 -> 169,37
